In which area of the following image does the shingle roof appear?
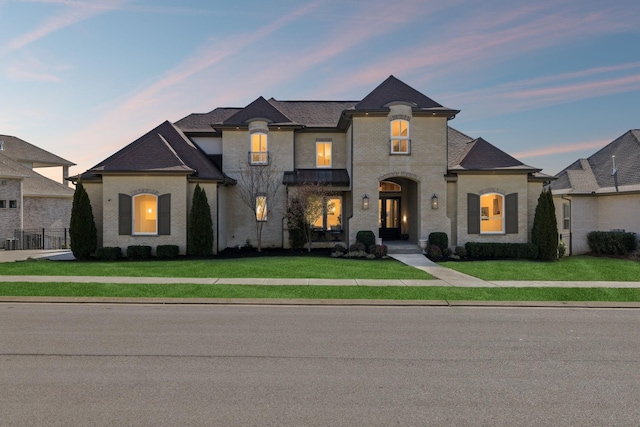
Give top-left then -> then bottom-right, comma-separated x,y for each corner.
0,134 -> 75,167
551,130 -> 640,194
80,121 -> 229,182
223,96 -> 293,125
0,153 -> 74,197
175,108 -> 242,133
268,100 -> 357,128
355,75 -> 449,111
450,136 -> 540,172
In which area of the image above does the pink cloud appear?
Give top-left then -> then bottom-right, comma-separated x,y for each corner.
513,139 -> 609,159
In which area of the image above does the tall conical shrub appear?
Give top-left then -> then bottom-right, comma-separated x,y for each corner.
531,188 -> 558,261
188,184 -> 213,256
69,181 -> 97,260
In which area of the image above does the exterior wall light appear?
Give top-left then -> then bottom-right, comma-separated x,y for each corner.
362,194 -> 369,210
431,194 -> 439,210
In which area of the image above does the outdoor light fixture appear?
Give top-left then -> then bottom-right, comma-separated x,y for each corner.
431,194 -> 438,210
362,194 -> 369,210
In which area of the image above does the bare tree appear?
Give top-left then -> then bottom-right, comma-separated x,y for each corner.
235,154 -> 282,252
286,183 -> 335,252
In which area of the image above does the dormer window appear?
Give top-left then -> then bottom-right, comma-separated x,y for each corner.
250,132 -> 268,164
390,119 -> 410,154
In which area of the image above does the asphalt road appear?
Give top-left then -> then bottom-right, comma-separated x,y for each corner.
1,303 -> 639,426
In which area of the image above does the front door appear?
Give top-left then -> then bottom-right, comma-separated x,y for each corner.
378,197 -> 401,240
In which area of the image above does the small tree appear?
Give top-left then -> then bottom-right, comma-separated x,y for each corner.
286,183 -> 334,252
188,184 -> 214,256
236,155 -> 282,252
69,180 -> 97,260
531,188 -> 558,261
286,196 -> 308,249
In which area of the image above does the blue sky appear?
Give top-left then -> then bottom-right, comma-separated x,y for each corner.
1,0 -> 639,180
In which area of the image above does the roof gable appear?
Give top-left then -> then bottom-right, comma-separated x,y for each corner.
456,137 -> 536,171
223,96 -> 292,125
0,134 -> 74,167
82,121 -> 226,181
0,152 -> 74,197
355,75 -> 444,110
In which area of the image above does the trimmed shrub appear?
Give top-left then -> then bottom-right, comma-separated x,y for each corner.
332,243 -> 347,254
369,244 -> 388,258
428,232 -> 448,250
126,245 -> 152,260
464,242 -> 538,259
426,244 -> 442,259
96,246 -> 122,261
286,196 -> 308,249
349,241 -> 366,252
69,181 -> 97,260
356,230 -> 376,252
587,231 -> 638,256
454,246 -> 467,258
531,189 -> 558,260
157,245 -> 179,258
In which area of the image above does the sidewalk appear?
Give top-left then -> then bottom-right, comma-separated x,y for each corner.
0,250 -> 638,288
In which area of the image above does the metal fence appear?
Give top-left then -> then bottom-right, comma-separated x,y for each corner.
559,231 -> 572,256
8,228 -> 69,250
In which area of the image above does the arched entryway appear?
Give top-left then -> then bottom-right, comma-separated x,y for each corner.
378,174 -> 419,242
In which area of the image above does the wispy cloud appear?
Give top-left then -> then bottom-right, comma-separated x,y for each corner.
6,0 -> 126,51
513,139 -> 609,159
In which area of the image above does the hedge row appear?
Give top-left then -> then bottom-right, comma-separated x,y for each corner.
95,245 -> 180,261
464,242 -> 538,259
587,231 -> 638,256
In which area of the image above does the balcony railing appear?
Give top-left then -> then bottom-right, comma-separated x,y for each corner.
249,151 -> 269,165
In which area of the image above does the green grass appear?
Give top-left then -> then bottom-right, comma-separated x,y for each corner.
1,256 -> 434,280
1,282 -> 639,302
440,255 -> 640,281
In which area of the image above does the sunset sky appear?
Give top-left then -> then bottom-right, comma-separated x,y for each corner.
1,0 -> 639,180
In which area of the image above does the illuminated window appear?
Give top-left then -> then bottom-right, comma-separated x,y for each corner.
133,194 -> 157,234
379,181 -> 401,192
316,141 -> 332,167
480,193 -> 504,233
390,119 -> 410,154
312,197 -> 342,229
256,196 -> 267,221
250,133 -> 268,164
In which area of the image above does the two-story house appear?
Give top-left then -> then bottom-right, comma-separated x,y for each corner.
76,76 -> 549,255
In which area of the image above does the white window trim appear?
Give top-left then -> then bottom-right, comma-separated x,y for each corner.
480,193 -> 505,234
250,132 -> 268,165
390,119 -> 410,154
316,141 -> 332,168
132,194 -> 158,235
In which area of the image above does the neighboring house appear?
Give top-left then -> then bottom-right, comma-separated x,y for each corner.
0,135 -> 75,248
76,76 -> 550,255
550,130 -> 640,255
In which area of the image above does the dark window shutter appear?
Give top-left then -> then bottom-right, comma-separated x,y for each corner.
505,193 -> 518,234
118,193 -> 132,235
158,194 -> 171,235
467,193 -> 480,234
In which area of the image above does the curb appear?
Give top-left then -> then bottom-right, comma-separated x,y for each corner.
1,296 -> 640,308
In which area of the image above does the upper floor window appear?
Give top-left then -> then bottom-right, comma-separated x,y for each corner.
250,132 -> 268,164
316,141 -> 332,168
256,196 -> 267,221
390,119 -> 410,154
9,200 -> 17,209
133,194 -> 157,234
480,193 -> 504,233
0,200 -> 6,208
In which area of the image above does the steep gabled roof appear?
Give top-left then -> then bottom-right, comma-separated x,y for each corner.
449,136 -> 540,172
551,129 -> 640,193
268,100 -> 357,128
0,134 -> 75,167
0,153 -> 74,197
80,121 -> 229,182
223,96 -> 293,125
355,75 -> 448,111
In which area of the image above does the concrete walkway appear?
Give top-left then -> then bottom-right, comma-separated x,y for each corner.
0,249 -> 639,288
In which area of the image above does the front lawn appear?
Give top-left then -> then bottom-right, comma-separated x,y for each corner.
440,255 -> 640,281
1,282 -> 639,302
1,256 -> 434,280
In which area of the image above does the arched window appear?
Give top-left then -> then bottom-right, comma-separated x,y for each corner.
480,193 -> 504,233
133,194 -> 157,234
390,119 -> 410,154
379,181 -> 402,192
